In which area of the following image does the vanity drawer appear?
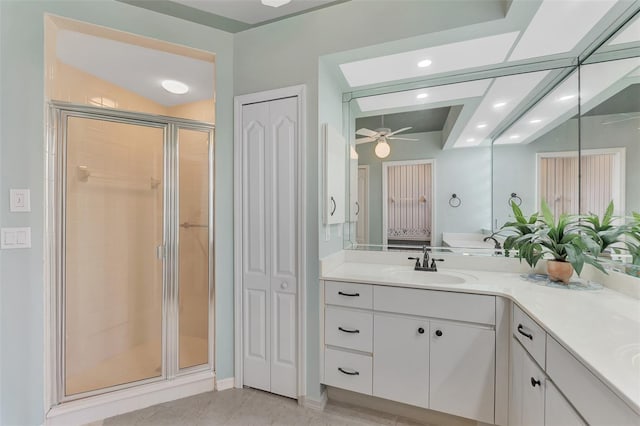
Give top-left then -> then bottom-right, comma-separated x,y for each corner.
325,281 -> 373,309
373,286 -> 495,325
513,305 -> 546,368
546,336 -> 639,425
325,306 -> 373,352
324,348 -> 372,395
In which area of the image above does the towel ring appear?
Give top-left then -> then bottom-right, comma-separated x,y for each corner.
509,192 -> 522,206
449,194 -> 461,208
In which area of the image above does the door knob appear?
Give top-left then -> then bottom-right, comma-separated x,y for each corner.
281,281 -> 288,289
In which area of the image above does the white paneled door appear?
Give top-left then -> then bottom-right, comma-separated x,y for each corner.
242,97 -> 298,399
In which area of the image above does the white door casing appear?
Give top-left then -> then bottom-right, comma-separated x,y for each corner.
235,86 -> 306,400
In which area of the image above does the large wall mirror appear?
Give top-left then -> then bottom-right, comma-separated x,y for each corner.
338,5 -> 639,275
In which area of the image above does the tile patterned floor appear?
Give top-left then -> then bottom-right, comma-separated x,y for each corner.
101,388 -> 433,426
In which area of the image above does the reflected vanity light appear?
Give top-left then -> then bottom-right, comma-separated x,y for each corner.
476,123 -> 488,129
416,93 -> 428,99
509,134 -> 520,139
466,138 -> 476,143
375,140 -> 391,158
558,94 -> 576,101
161,79 -> 189,94
493,101 -> 507,108
417,59 -> 433,68
529,119 -> 542,124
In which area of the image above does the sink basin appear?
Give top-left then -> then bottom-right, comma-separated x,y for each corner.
380,267 -> 474,284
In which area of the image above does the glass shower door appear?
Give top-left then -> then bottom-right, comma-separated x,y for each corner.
63,115 -> 165,397
177,127 -> 213,370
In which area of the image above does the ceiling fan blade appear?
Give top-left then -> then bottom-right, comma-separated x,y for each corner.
355,137 -> 377,144
389,137 -> 419,141
387,126 -> 412,137
356,128 -> 378,137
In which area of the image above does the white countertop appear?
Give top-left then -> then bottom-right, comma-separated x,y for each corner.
321,259 -> 640,415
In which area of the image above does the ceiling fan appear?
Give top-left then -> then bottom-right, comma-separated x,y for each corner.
355,116 -> 418,158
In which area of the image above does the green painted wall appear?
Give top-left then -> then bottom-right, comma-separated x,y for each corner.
0,1 -> 233,424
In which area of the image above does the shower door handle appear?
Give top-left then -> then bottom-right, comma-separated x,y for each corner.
156,245 -> 165,260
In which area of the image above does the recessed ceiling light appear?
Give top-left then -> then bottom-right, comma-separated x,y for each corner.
529,119 -> 542,124
476,123 -> 487,129
261,0 -> 291,7
161,79 -> 189,95
416,93 -> 428,99
466,138 -> 476,143
417,59 -> 432,68
493,101 -> 507,108
558,94 -> 575,101
509,134 -> 520,139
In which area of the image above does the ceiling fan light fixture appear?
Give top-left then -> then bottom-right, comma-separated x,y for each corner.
375,140 -> 391,159
261,0 -> 291,7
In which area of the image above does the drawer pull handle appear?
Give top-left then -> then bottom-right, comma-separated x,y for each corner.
530,377 -> 541,387
338,291 -> 360,297
435,329 -> 443,337
517,324 -> 533,340
418,327 -> 425,334
338,327 -> 360,334
338,367 -> 359,376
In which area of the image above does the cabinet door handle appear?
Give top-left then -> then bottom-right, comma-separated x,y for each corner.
338,367 -> 359,376
418,327 -> 425,334
338,327 -> 360,334
530,377 -> 541,387
355,201 -> 360,216
338,291 -> 360,297
330,196 -> 336,216
435,329 -> 443,337
517,324 -> 533,340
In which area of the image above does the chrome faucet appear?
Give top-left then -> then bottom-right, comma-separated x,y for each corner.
483,234 -> 502,255
408,245 -> 444,272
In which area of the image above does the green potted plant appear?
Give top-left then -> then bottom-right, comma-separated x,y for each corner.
579,201 -> 627,254
624,212 -> 640,266
500,200 -> 605,283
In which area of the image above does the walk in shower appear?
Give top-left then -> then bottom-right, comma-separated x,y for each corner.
50,104 -> 214,402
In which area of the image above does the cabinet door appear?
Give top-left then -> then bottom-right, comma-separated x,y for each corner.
509,340 -> 545,426
430,321 -> 495,424
323,123 -> 346,224
373,314 -> 429,408
545,381 -> 585,426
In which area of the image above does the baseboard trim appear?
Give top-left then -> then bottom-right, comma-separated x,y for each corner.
215,377 -> 235,391
300,389 -> 328,411
45,371 -> 215,426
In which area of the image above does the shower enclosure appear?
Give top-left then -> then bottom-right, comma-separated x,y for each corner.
49,103 -> 214,403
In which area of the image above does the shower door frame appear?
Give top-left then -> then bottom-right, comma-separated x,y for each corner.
46,101 -> 215,406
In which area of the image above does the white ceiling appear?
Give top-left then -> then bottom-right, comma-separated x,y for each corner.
339,0 -> 624,89
172,0 -> 338,25
343,0 -> 638,149
56,30 -> 215,107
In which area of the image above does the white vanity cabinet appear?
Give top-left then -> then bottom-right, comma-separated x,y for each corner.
509,306 -> 586,426
323,124 -> 346,225
321,280 -> 499,424
373,313 -> 429,408
429,321 -> 495,423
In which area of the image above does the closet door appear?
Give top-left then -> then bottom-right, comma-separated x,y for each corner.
268,97 -> 298,398
242,97 -> 298,398
242,102 -> 271,392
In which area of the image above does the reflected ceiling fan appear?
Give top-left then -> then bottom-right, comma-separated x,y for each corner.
355,116 -> 418,158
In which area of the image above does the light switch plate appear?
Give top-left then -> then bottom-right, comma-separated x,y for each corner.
10,189 -> 30,212
1,227 -> 31,249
